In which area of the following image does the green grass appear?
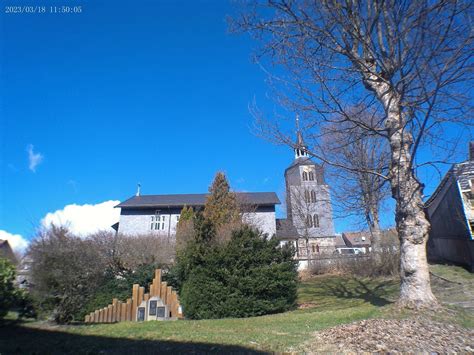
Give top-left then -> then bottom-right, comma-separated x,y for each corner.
1,265 -> 472,354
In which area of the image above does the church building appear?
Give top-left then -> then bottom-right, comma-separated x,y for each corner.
114,122 -> 337,268
276,124 -> 337,265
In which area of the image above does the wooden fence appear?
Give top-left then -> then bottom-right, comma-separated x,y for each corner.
84,269 -> 183,323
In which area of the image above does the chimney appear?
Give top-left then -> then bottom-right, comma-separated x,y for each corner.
136,183 -> 141,197
470,141 -> 474,161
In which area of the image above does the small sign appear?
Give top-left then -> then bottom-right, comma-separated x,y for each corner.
157,306 -> 166,318
137,307 -> 145,322
149,300 -> 157,316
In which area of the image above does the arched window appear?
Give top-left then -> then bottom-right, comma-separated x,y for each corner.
310,190 -> 316,202
313,214 -> 319,227
302,171 -> 308,181
308,171 -> 314,181
306,215 -> 313,228
304,190 -> 310,203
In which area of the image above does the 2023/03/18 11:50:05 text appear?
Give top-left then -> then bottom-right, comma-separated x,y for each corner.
4,6 -> 83,14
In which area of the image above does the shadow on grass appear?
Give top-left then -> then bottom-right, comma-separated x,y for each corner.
0,321 -> 267,355
318,277 -> 394,307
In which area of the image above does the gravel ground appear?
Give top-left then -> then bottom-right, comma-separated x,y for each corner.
307,318 -> 474,354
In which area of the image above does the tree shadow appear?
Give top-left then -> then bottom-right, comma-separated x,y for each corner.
0,321 -> 268,354
318,277 -> 394,307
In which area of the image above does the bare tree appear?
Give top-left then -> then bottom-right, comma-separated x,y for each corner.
234,0 -> 474,308
323,107 -> 390,253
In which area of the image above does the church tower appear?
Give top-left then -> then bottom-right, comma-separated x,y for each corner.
284,118 -> 335,239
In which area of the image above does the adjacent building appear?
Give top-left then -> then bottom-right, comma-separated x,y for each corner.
426,142 -> 474,271
115,192 -> 280,238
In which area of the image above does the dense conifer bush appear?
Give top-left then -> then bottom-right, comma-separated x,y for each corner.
176,226 -> 298,319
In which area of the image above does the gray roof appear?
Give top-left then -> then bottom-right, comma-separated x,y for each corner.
116,192 -> 280,209
275,218 -> 299,240
426,158 -> 474,206
453,160 -> 474,191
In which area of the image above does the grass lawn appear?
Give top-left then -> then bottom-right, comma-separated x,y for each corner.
1,264 -> 472,354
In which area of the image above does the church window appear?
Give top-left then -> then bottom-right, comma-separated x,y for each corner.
313,214 -> 319,227
310,190 -> 316,202
306,215 -> 313,228
311,245 -> 316,253
151,214 -> 166,230
308,171 -> 314,181
304,190 -> 310,203
302,171 -> 308,181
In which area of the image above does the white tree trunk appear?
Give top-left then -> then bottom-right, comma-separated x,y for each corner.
384,96 -> 438,308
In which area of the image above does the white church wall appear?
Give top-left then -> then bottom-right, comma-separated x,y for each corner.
242,210 -> 277,236
118,209 -> 180,237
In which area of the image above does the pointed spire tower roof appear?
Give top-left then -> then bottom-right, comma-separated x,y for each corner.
294,114 -> 309,160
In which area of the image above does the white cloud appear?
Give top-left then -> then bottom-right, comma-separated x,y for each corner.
27,144 -> 44,172
0,230 -> 29,253
41,200 -> 121,236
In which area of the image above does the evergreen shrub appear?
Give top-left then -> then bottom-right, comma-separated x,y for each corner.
177,226 -> 298,319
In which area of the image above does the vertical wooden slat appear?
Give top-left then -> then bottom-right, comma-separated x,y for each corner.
104,307 -> 109,323
144,293 -> 150,303
166,286 -> 172,309
107,305 -> 113,323
94,310 -> 100,323
131,284 -> 139,321
85,315 -> 89,323
155,269 -> 162,285
111,299 -> 117,322
126,299 -> 132,321
116,301 -> 122,322
121,302 -> 127,322
138,286 -> 145,305
160,282 -> 167,304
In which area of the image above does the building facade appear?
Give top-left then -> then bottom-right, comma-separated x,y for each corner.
426,142 -> 474,271
115,192 -> 280,238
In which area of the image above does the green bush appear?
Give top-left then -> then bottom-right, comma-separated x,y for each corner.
0,258 -> 35,319
177,226 -> 298,319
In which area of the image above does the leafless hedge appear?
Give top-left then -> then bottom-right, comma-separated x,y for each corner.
309,251 -> 399,278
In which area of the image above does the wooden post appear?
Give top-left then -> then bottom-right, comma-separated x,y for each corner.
107,305 -> 113,323
94,310 -> 100,323
131,284 -> 139,321
166,286 -> 172,309
138,286 -> 145,305
155,269 -> 162,285
120,302 -> 127,322
85,315 -> 90,323
116,301 -> 122,322
112,299 -> 118,322
144,293 -> 150,303
160,282 -> 167,304
126,299 -> 132,321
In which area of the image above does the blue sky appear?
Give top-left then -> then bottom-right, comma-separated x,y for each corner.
1,0 -> 472,250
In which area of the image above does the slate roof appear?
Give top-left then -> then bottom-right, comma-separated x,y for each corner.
275,218 -> 299,240
116,192 -> 280,209
425,158 -> 474,207
334,234 -> 347,248
342,232 -> 371,247
453,160 -> 474,191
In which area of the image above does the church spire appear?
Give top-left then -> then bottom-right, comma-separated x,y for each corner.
294,114 -> 308,159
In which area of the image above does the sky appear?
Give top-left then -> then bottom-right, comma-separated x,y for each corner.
1,0 -> 472,253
